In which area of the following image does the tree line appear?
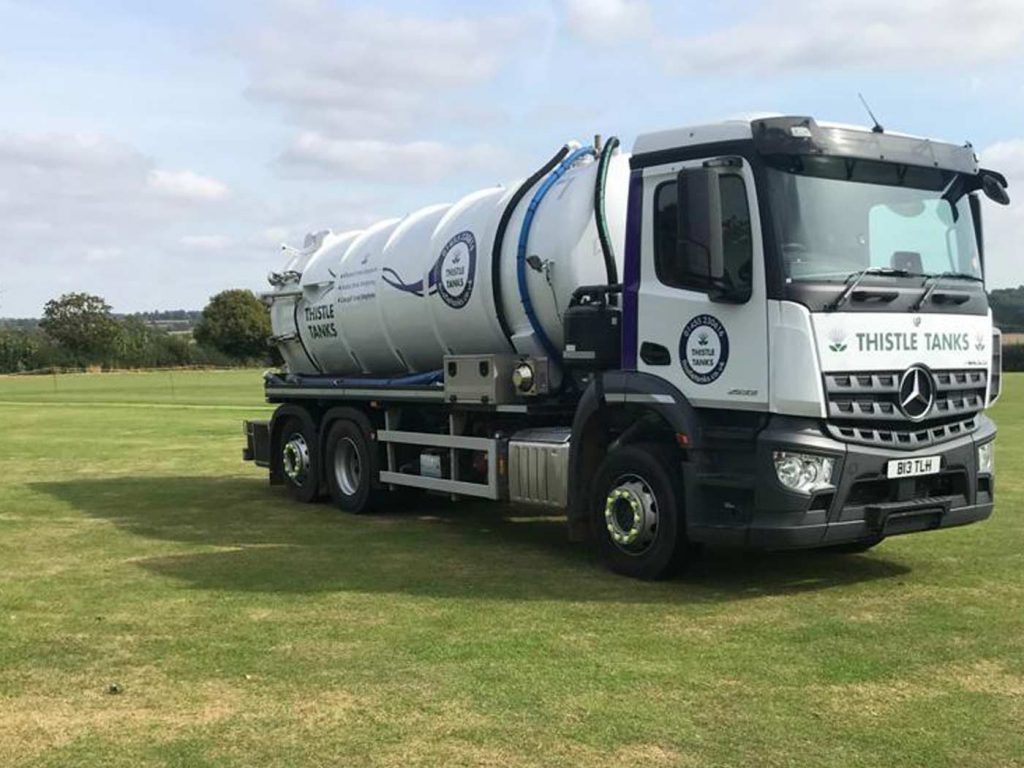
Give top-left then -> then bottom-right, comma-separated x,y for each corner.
4,286 -> 1024,375
0,289 -> 278,373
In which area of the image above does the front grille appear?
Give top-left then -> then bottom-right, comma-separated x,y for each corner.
825,416 -> 978,449
823,368 -> 986,449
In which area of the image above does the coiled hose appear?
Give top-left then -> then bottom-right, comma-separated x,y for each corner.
517,145 -> 597,363
490,144 -> 572,350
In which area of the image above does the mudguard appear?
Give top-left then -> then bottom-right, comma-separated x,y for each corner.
566,371 -> 701,538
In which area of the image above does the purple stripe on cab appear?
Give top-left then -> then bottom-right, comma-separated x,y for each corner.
621,169 -> 643,370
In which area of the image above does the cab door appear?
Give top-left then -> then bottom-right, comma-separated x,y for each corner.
635,156 -> 769,410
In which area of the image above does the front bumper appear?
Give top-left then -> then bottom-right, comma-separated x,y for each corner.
687,414 -> 995,550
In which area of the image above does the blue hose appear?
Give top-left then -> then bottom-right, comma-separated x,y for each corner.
516,145 -> 596,362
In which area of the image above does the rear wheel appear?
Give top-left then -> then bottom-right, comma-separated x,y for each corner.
590,444 -> 689,580
278,417 -> 319,503
324,419 -> 376,514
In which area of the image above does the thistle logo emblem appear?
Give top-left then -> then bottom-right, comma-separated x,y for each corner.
828,326 -> 848,353
697,332 -> 709,347
452,252 -> 462,264
975,332 -> 986,352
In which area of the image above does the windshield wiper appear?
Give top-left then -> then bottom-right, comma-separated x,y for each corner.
827,267 -> 916,311
912,272 -> 984,311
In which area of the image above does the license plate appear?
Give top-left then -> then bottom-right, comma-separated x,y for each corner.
886,456 -> 940,479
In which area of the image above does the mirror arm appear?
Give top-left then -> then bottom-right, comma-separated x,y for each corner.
969,193 -> 984,265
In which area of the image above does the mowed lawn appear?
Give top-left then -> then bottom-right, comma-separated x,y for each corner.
1,370 -> 1023,767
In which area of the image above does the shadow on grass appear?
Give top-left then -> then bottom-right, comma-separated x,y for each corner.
33,476 -> 910,603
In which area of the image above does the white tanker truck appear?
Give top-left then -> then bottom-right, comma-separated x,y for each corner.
243,116 -> 1010,579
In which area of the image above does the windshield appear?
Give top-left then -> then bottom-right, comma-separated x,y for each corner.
765,156 -> 982,283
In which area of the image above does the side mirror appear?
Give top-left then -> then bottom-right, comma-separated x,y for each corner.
676,167 -> 721,282
677,167 -> 748,303
980,170 -> 1010,206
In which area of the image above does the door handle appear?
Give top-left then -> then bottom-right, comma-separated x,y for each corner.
640,341 -> 670,366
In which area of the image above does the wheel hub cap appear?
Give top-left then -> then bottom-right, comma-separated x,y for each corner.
604,477 -> 658,553
282,434 -> 310,484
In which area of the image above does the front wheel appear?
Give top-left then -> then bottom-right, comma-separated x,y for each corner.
590,444 -> 689,580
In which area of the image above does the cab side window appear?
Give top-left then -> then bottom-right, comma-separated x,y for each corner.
653,181 -> 685,286
653,172 -> 753,294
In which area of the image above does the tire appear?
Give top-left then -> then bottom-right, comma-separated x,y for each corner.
277,416 -> 319,503
324,419 -> 376,514
590,443 -> 689,580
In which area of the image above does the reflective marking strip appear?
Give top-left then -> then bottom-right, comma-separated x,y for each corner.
604,392 -> 675,405
378,430 -> 495,450
632,393 -> 675,404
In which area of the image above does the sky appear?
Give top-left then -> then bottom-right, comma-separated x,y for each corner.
0,0 -> 1022,316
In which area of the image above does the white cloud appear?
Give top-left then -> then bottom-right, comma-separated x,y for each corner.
237,3 -> 541,186
84,247 -> 124,263
0,130 -> 248,315
241,4 -> 534,140
277,132 -> 513,183
260,226 -> 292,245
983,140 -> 1024,178
659,0 -> 1024,75
980,139 -> 1024,289
0,125 -> 412,315
179,234 -> 234,250
0,131 -> 142,171
563,0 -> 651,44
147,169 -> 230,203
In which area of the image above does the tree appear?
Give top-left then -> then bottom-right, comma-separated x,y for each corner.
193,289 -> 273,361
989,286 -> 1024,333
39,292 -> 121,365
114,317 -> 193,368
0,329 -> 41,373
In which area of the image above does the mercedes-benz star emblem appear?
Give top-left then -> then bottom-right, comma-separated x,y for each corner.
898,366 -> 935,421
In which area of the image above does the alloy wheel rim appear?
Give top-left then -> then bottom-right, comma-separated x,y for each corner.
604,473 -> 659,555
333,437 -> 361,496
282,433 -> 310,485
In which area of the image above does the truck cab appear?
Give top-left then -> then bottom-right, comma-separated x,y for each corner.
603,115 -> 1005,560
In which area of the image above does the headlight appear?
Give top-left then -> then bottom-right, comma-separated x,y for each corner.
977,441 -> 994,475
772,451 -> 835,494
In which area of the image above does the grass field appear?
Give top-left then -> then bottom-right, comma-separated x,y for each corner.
1,370 -> 1023,767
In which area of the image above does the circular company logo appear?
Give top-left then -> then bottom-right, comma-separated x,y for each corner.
898,365 -> 935,421
435,231 -> 476,309
679,314 -> 729,384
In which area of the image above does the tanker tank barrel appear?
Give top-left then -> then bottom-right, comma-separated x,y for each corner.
263,140 -> 630,380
